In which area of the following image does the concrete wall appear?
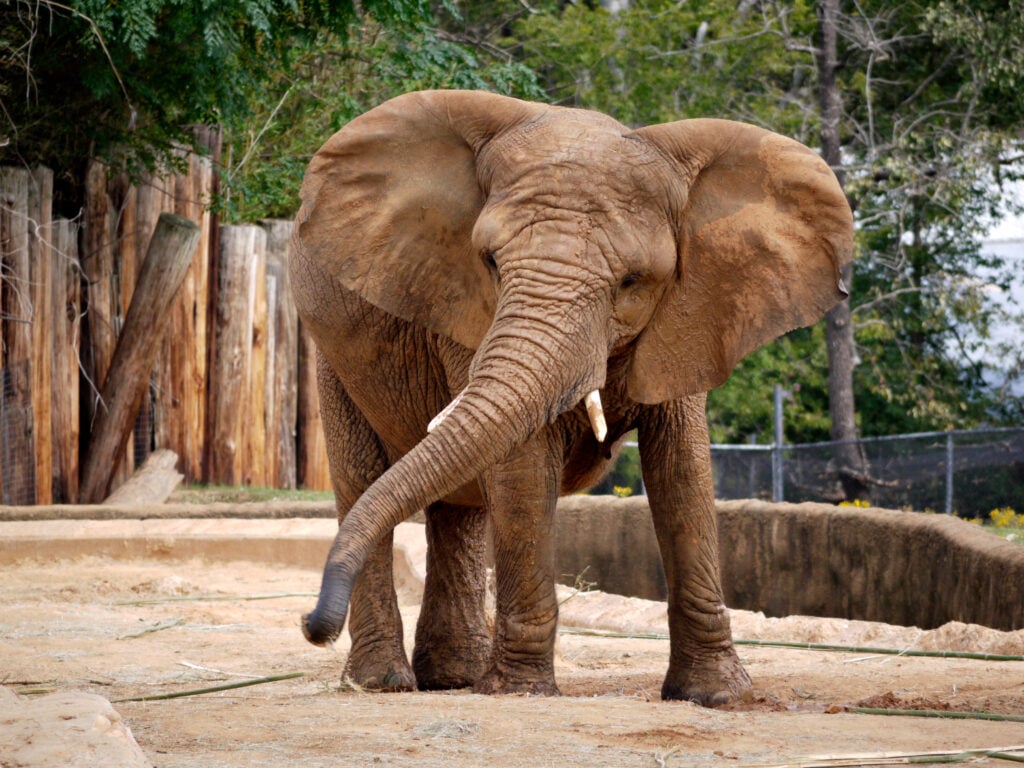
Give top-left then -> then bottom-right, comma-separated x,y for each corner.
5,496 -> 1022,631
555,496 -> 1024,631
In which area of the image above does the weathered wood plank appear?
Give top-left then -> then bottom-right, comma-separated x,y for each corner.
262,219 -> 298,489
0,168 -> 35,504
146,170 -> 181,470
29,167 -> 54,504
297,325 -> 331,491
245,236 -> 268,488
181,145 -> 215,483
210,224 -> 262,485
82,160 -> 118,418
51,218 -> 81,503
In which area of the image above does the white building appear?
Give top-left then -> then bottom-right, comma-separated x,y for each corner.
979,211 -> 1024,397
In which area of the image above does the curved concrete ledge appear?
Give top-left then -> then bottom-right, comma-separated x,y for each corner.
555,496 -> 1024,632
2,495 -> 1021,631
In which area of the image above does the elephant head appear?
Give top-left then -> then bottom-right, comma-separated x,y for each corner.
293,90 -> 853,645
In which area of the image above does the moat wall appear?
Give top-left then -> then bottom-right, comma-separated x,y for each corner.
554,496 -> 1024,631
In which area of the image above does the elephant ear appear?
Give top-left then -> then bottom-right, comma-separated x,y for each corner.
627,118 -> 854,403
294,90 -> 545,349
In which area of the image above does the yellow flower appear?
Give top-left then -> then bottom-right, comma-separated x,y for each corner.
989,507 -> 1018,528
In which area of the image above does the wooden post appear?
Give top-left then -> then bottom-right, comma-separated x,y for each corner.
0,168 -> 35,504
82,160 -> 118,429
297,324 -> 331,491
262,219 -> 298,489
210,224 -> 262,485
79,213 -> 200,503
196,126 -> 223,487
144,170 -> 179,471
111,173 -> 143,475
180,145 -> 215,483
264,264 -> 281,486
29,167 -> 54,504
51,218 -> 81,503
245,237 -> 268,487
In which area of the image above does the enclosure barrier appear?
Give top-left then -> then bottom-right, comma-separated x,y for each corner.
709,427 -> 1024,519
0,155 -> 330,505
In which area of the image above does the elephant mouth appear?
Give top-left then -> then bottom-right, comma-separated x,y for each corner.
429,387 -> 608,444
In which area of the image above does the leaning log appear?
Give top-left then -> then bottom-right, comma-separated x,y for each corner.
79,213 -> 201,503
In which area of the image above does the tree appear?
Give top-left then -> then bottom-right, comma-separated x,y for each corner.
503,0 -> 1023,456
219,15 -> 542,222
816,0 -> 867,498
0,0 -> 538,214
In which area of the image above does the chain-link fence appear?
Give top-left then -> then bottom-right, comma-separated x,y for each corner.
710,427 -> 1024,518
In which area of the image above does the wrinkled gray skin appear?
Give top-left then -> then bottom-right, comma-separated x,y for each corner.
290,90 -> 853,703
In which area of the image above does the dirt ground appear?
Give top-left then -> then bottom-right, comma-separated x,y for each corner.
2,545 -> 1024,767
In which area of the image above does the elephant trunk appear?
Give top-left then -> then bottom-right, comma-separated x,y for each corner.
303,284 -> 608,646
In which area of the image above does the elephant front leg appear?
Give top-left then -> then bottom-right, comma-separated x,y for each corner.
318,354 -> 414,692
474,433 -> 562,696
345,533 -> 416,691
639,395 -> 752,706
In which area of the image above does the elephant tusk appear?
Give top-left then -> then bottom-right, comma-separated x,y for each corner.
584,390 -> 607,443
428,390 -> 465,433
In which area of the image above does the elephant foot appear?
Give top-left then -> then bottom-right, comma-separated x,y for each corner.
343,647 -> 416,692
472,665 -> 560,696
661,649 -> 752,707
413,637 -> 491,690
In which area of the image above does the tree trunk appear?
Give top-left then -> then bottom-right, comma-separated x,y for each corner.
816,0 -> 868,501
79,213 -> 201,503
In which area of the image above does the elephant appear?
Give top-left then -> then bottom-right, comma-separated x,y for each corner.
290,89 -> 853,705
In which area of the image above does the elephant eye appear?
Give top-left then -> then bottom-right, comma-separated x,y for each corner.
483,250 -> 498,273
619,272 -> 642,291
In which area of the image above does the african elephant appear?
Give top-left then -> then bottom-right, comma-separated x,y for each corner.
290,90 -> 853,705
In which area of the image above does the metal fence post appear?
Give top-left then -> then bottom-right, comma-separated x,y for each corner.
945,431 -> 954,514
772,384 -> 785,503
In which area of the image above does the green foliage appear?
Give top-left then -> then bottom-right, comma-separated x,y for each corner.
0,0 -> 538,213
513,0 -> 815,135
707,326 -> 832,444
507,0 -> 1024,438
833,0 -> 1024,433
588,436 -> 642,496
219,18 -> 542,221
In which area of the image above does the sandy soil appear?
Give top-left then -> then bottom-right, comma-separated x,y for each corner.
2,549 -> 1023,767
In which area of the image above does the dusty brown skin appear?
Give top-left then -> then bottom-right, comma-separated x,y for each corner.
290,90 -> 853,704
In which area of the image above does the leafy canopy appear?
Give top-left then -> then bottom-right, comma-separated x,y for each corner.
503,0 -> 1024,438
0,0 -> 538,213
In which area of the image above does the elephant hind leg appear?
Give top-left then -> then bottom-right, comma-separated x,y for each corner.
412,501 -> 492,690
317,354 -> 415,692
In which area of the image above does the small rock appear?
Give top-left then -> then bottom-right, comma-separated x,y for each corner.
0,687 -> 151,767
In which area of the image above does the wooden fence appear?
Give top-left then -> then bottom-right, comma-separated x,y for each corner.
0,141 -> 331,504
